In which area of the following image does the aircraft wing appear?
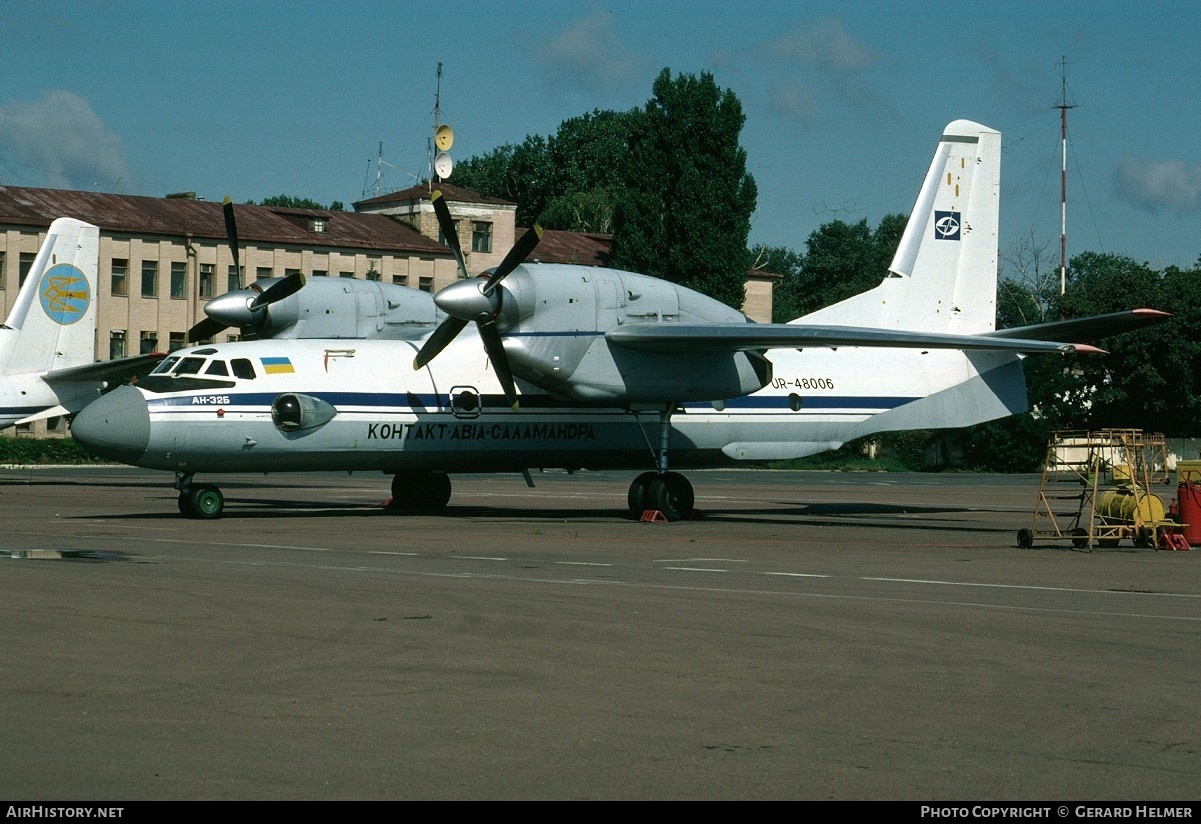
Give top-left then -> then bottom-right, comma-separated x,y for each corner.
982,308 -> 1171,343
44,353 -> 167,383
605,324 -> 1104,355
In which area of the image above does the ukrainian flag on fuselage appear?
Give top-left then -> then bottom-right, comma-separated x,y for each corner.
261,356 -> 295,374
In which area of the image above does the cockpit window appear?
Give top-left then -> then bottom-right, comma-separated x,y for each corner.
231,358 -> 257,379
175,357 -> 207,375
204,360 -> 230,376
151,356 -> 180,375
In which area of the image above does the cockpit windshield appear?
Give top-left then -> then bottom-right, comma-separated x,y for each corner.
137,350 -> 256,393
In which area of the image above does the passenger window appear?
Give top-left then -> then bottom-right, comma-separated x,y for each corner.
204,360 -> 230,376
232,359 -> 257,379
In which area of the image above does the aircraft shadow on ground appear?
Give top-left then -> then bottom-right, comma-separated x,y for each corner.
68,496 -> 1013,535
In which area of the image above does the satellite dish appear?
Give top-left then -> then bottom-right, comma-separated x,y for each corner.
434,124 -> 454,152
434,152 -> 454,179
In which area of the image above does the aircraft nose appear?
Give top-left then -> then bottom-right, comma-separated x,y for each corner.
71,385 -> 151,465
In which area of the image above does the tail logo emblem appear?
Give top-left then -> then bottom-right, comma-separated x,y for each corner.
934,211 -> 961,240
39,263 -> 91,325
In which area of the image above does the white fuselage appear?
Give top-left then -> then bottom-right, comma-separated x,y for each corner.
72,332 -> 1025,476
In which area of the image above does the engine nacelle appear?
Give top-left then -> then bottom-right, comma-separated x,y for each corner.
500,264 -> 772,404
271,393 -> 338,432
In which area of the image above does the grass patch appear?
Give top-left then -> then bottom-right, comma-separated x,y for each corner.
0,437 -> 107,465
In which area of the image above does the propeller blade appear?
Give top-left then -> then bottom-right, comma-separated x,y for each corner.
482,225 -> 542,295
222,197 -> 241,274
477,315 -> 519,411
187,316 -> 228,343
430,189 -> 470,280
413,316 -> 469,370
249,272 -> 306,310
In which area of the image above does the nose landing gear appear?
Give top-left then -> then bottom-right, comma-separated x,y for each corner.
176,473 -> 225,519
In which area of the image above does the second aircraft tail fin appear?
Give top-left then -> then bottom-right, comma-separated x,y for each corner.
0,217 -> 99,377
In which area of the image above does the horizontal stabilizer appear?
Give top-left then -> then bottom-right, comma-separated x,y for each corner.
606,323 -> 1102,355
985,309 -> 1170,343
45,353 -> 166,383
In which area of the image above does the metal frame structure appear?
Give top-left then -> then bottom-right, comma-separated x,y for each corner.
1018,429 -> 1170,549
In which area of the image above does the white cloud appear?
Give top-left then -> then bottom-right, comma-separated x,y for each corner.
764,18 -> 878,74
0,90 -> 129,190
1114,156 -> 1201,216
757,19 -> 890,126
538,10 -> 647,95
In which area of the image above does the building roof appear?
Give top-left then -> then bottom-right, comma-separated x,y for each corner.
526,228 -> 613,267
0,185 -> 450,255
354,181 -> 515,210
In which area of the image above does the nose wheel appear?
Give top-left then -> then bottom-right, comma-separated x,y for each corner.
175,474 -> 225,519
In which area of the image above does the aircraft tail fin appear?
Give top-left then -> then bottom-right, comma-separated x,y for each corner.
0,218 -> 99,377
797,120 -> 1001,335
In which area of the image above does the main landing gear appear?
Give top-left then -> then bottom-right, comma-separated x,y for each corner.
388,470 -> 453,510
176,473 -> 225,519
626,405 -> 696,522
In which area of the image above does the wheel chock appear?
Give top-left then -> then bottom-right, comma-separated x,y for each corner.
640,510 -> 668,523
1158,532 -> 1192,551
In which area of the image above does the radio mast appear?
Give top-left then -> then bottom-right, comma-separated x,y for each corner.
1056,56 -> 1076,296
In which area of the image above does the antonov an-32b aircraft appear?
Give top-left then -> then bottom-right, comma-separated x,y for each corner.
1,218 -> 162,430
71,120 -> 1167,519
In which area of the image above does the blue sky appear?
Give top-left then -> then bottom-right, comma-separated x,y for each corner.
3,0 -> 1199,272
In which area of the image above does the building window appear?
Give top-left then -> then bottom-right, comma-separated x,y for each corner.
19,253 -> 35,287
169,332 -> 186,351
227,264 -> 242,292
311,269 -> 327,278
140,330 -> 158,354
393,274 -> 408,287
419,276 -> 433,292
199,263 -> 214,298
46,416 -> 65,433
256,267 -> 272,280
140,260 -> 157,297
472,222 -> 492,253
112,258 -> 129,296
171,262 -> 186,298
0,250 -> 5,290
109,330 -> 126,359
309,218 -> 326,233
340,271 -> 355,279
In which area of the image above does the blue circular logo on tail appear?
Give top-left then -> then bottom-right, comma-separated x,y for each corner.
39,263 -> 91,325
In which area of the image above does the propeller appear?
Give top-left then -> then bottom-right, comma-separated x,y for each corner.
413,189 -> 542,411
186,198 -> 306,342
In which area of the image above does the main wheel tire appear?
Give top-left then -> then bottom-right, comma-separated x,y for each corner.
186,484 -> 224,520
648,472 -> 695,522
627,471 -> 657,518
1071,527 -> 1090,549
1016,528 -> 1034,548
391,471 -> 452,510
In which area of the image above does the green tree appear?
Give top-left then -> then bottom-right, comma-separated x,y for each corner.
775,214 -> 906,320
248,195 -> 344,211
451,109 -> 641,231
1050,252 -> 1198,435
610,68 -> 757,309
751,245 -> 803,322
